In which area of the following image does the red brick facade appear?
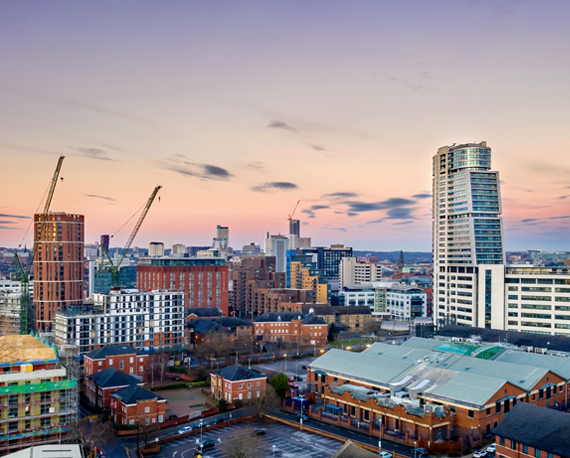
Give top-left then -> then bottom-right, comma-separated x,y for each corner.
112,394 -> 166,426
254,318 -> 327,346
137,264 -> 229,316
211,374 -> 267,402
85,352 -> 148,381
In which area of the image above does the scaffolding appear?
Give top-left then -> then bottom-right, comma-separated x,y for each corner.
0,290 -> 22,336
58,343 -> 80,446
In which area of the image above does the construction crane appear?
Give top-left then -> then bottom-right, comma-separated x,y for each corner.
100,185 -> 162,288
288,200 -> 300,221
14,155 -> 65,334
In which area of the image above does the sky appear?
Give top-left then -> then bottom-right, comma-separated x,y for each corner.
0,0 -> 569,252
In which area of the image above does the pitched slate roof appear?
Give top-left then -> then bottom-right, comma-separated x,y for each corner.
187,307 -> 221,318
302,305 -> 372,316
188,319 -> 232,335
214,364 -> 265,381
87,368 -> 140,388
492,402 -> 570,458
85,344 -> 141,360
301,314 -> 327,325
112,385 -> 165,404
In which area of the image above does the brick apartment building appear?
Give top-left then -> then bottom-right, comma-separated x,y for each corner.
137,257 -> 229,316
86,368 -> 143,409
84,345 -> 149,381
253,312 -> 328,346
307,338 -> 570,445
493,402 -> 570,458
210,365 -> 267,402
33,212 -> 84,331
187,317 -> 253,348
111,385 -> 166,426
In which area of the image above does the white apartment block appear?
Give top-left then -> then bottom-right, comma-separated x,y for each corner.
54,289 -> 184,354
339,257 -> 383,289
148,242 -> 164,257
264,232 -> 288,273
432,142 -> 505,328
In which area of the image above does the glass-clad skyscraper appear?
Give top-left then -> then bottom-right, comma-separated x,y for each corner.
432,142 -> 505,329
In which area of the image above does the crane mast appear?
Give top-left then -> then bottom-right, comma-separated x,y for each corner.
101,185 -> 162,288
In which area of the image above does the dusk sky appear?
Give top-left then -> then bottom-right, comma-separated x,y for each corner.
1,1 -> 569,252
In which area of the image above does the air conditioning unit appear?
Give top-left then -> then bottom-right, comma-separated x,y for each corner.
521,346 -> 533,353
556,353 -> 567,358
534,348 -> 547,355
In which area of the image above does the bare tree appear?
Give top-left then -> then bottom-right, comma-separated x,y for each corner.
155,350 -> 170,383
250,384 -> 281,417
68,417 -> 117,454
138,418 -> 159,449
220,425 -> 270,458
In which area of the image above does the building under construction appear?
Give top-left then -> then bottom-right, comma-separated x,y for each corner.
0,285 -> 23,337
0,334 -> 78,455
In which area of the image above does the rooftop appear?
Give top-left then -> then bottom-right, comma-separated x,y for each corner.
86,368 -> 141,388
492,402 -> 570,458
302,305 -> 372,316
214,364 -> 265,381
112,385 -> 164,404
85,344 -> 143,359
0,334 -> 57,365
188,307 -> 221,318
4,444 -> 83,458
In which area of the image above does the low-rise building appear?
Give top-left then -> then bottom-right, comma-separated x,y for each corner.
253,312 -> 328,346
386,285 -> 427,321
307,337 -> 570,445
187,307 -> 221,320
54,289 -> 185,354
339,257 -> 383,289
84,344 -> 149,381
492,402 -> 570,458
187,317 -> 253,348
85,368 -> 142,409
210,365 -> 267,402
111,385 -> 166,426
0,335 -> 77,455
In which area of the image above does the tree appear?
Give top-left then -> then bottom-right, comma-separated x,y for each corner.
251,385 -> 281,417
68,417 -> 117,455
269,372 -> 290,398
328,322 -> 337,341
220,425 -> 270,458
138,419 -> 159,449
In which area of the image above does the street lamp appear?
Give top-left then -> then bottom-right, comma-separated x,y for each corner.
414,441 -> 417,458
273,445 -> 276,458
378,417 -> 382,455
284,353 -> 287,371
199,419 -> 203,443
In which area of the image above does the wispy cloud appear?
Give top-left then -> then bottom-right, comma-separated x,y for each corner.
521,215 -> 570,223
85,194 -> 116,202
310,145 -> 326,151
333,227 -> 348,232
412,193 -> 431,199
366,219 -> 385,225
347,212 -> 359,217
0,221 -> 17,224
163,154 -> 234,181
266,120 -> 297,131
0,213 -> 30,219
310,205 -> 329,211
344,197 -> 415,212
301,222 -> 309,226
0,226 -> 20,230
323,192 -> 358,200
251,182 -> 298,192
246,161 -> 265,171
301,209 -> 316,219
393,221 -> 413,225
75,147 -> 119,162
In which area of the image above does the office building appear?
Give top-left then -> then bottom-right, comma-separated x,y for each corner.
216,225 -> 229,250
339,257 -> 383,289
148,242 -> 164,257
91,265 -> 137,295
241,243 -> 261,256
0,335 -> 77,454
297,237 -> 312,248
288,246 -> 352,283
432,142 -> 505,329
386,284 -> 428,321
54,289 -> 185,354
171,244 -> 186,255
33,212 -> 84,332
137,257 -> 229,316
264,233 -> 289,273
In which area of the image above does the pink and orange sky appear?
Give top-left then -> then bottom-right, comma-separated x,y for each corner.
1,1 -> 569,252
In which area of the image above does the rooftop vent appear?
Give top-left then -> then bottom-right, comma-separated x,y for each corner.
465,367 -> 471,371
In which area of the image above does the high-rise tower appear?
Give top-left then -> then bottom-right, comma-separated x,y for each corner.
432,142 -> 505,329
34,212 -> 84,331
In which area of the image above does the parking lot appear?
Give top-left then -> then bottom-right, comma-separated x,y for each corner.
156,421 -> 342,458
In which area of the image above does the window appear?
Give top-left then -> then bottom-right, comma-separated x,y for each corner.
511,440 -> 516,450
109,359 -> 113,365
129,419 -> 135,425
248,383 -> 251,389
468,410 -> 474,418
98,361 -> 102,366
534,449 -> 540,458
486,407 -> 491,416
130,357 -> 134,363
145,407 -> 150,413
239,384 -> 243,389
256,382 -> 260,387
500,437 -> 505,446
548,454 -> 553,458
523,445 -> 528,454
239,393 -> 243,400
140,366 -> 143,372
120,361 -> 124,370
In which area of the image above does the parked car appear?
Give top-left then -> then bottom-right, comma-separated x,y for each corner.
297,413 -> 309,422
474,450 -> 487,458
487,444 -> 496,453
412,448 -> 428,457
192,423 -> 202,430
295,375 -> 303,381
301,365 -> 308,370
252,429 -> 267,436
178,426 -> 193,435
211,418 -> 225,425
198,439 -> 216,450
289,383 -> 299,388
288,377 -> 294,382
379,452 -> 393,458
173,376 -> 181,381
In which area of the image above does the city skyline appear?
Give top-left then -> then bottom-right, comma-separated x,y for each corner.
1,1 -> 569,251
